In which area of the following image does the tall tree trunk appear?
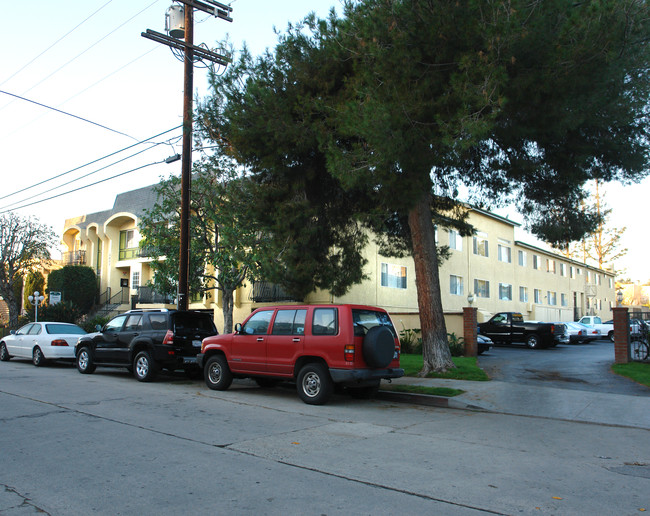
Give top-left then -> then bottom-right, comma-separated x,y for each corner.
407,192 -> 455,375
222,287 -> 234,334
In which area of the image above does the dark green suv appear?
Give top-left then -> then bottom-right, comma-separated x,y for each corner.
75,309 -> 218,382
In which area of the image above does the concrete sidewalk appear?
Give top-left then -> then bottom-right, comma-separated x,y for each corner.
379,376 -> 650,430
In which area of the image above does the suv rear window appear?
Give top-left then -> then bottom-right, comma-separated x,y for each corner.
172,313 -> 216,333
352,309 -> 396,338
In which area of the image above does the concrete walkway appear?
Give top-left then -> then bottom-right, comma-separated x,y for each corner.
379,376 -> 650,430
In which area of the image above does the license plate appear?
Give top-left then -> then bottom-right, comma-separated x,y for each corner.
193,340 -> 202,347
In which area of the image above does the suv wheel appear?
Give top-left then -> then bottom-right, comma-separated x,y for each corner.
0,342 -> 10,362
133,351 -> 158,382
297,363 -> 333,405
204,355 -> 233,391
32,346 -> 46,367
77,347 -> 96,374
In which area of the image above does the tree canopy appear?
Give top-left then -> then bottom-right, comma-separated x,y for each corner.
199,0 -> 650,372
47,266 -> 98,313
0,213 -> 56,328
139,157 -> 268,333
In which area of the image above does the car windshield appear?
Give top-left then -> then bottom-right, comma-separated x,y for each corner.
45,324 -> 86,335
352,309 -> 397,337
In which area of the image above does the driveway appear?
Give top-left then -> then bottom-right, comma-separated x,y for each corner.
478,338 -> 649,396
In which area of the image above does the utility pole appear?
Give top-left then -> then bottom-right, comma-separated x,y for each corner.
142,1 -> 232,310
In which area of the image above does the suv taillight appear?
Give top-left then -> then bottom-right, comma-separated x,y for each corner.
163,330 -> 174,345
344,344 -> 355,362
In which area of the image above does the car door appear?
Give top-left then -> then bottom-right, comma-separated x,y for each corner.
116,314 -> 143,362
484,313 -> 512,342
93,315 -> 128,363
8,324 -> 34,358
266,309 -> 306,375
26,323 -> 44,357
230,309 -> 274,373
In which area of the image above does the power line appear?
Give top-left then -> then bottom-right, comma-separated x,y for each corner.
0,125 -> 182,202
0,160 -> 167,216
0,89 -> 137,140
0,0 -> 114,88
1,143 -> 164,211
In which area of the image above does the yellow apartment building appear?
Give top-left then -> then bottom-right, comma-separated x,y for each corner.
62,184 -> 616,333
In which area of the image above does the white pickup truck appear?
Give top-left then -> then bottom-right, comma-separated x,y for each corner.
578,316 -> 613,341
578,315 -> 640,342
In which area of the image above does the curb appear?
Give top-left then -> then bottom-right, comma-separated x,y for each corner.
376,389 -> 450,407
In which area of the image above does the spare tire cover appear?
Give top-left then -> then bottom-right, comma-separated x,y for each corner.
362,326 -> 395,368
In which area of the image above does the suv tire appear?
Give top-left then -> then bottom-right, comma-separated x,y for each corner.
205,355 -> 233,390
297,363 -> 333,405
133,351 -> 158,382
77,347 -> 96,374
362,326 -> 395,368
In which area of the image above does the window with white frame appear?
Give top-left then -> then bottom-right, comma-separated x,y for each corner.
498,240 -> 512,263
570,266 -> 575,278
547,291 -> 557,306
560,263 -> 566,276
547,259 -> 556,273
586,270 -> 591,282
598,299 -> 602,310
596,274 -> 601,285
448,229 -> 462,251
561,293 -> 568,307
473,232 -> 489,257
132,271 -> 140,290
519,286 -> 528,302
534,289 -> 542,304
474,279 -> 490,298
608,277 -> 613,288
533,255 -> 540,270
577,268 -> 581,275
518,250 -> 527,267
499,283 -> 512,301
450,275 -> 464,296
381,263 -> 407,289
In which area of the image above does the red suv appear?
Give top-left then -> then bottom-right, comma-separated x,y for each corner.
197,304 -> 403,404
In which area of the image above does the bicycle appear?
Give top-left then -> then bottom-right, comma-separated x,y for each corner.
630,329 -> 650,361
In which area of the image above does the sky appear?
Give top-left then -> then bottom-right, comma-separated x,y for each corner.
1,0 -> 648,283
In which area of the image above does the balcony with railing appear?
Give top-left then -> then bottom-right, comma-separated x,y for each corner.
62,250 -> 86,266
249,281 -> 297,303
135,286 -> 174,305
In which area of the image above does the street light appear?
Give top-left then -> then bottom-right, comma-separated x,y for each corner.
616,289 -> 623,307
28,291 -> 45,322
467,293 -> 475,306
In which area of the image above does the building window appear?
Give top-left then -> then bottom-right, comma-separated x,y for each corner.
597,299 -> 602,310
119,229 -> 139,260
519,286 -> 528,302
548,291 -> 557,306
577,268 -> 581,275
586,270 -> 591,282
450,275 -> 464,296
499,283 -> 512,301
474,279 -> 490,298
561,293 -> 568,307
534,289 -> 542,304
473,232 -> 489,257
131,271 -> 140,290
533,255 -> 540,270
608,277 -> 613,288
518,250 -> 527,267
570,266 -> 575,278
448,230 -> 462,251
547,259 -> 556,273
498,241 -> 512,263
596,274 -> 602,285
381,263 -> 407,289
560,263 -> 566,277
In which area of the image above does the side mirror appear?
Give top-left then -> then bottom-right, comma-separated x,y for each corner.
234,323 -> 242,334
95,324 -> 102,332
10,330 -> 16,335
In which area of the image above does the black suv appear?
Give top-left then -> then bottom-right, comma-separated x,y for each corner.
75,309 -> 218,382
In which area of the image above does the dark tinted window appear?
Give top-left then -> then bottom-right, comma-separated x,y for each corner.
272,309 -> 307,335
173,312 -> 216,333
312,308 -> 338,336
149,314 -> 167,330
124,315 -> 143,331
104,315 -> 127,333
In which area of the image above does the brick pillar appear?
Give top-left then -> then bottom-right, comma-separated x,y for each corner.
463,306 -> 478,357
613,306 -> 630,364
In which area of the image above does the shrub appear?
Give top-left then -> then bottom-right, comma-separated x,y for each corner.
27,301 -> 82,324
399,327 -> 422,354
447,332 -> 465,357
47,266 -> 98,312
81,315 -> 110,333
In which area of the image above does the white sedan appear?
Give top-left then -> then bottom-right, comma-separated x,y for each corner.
0,322 -> 87,366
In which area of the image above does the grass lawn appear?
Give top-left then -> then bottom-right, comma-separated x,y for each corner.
400,353 -> 490,382
611,362 -> 650,388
